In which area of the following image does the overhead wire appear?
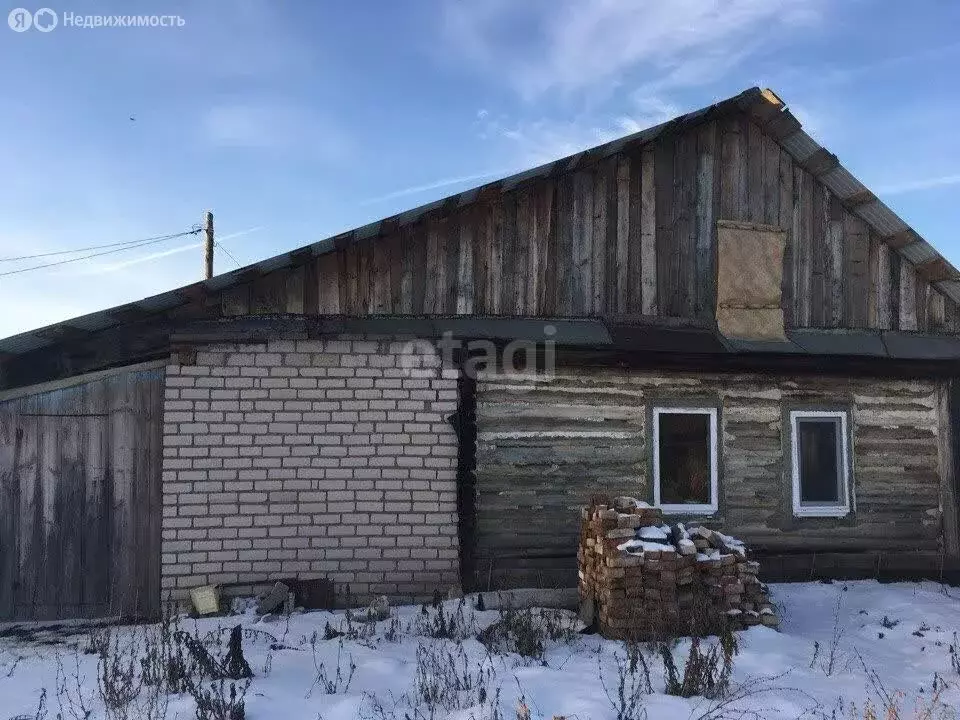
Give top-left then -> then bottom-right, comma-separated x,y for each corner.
215,240 -> 242,269
0,227 -> 202,263
0,228 -> 202,279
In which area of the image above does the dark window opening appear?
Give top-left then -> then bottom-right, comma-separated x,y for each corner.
791,411 -> 851,518
796,418 -> 843,504
657,411 -> 712,507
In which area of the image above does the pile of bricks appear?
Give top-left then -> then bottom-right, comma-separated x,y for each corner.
578,496 -> 779,640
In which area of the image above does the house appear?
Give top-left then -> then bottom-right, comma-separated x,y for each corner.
1,87 -> 959,622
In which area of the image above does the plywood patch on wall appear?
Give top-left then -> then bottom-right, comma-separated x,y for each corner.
716,220 -> 786,340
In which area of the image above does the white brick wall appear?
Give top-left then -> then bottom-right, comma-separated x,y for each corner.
160,336 -> 461,604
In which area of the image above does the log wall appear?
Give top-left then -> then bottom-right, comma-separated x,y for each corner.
472,367 -> 947,589
218,115 -> 960,334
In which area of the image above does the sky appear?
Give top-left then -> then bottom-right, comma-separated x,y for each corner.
0,0 -> 958,338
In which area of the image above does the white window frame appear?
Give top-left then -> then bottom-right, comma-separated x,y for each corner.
790,410 -> 851,518
652,406 -> 719,515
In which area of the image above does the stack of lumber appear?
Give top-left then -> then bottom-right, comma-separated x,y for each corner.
577,496 -> 779,640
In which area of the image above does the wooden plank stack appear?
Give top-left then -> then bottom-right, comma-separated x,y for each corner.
578,497 -> 779,640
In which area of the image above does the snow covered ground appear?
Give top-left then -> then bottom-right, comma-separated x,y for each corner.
1,580 -> 958,720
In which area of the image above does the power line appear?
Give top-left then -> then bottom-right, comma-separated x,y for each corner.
0,229 -> 201,279
0,227 -> 202,263
215,240 -> 242,269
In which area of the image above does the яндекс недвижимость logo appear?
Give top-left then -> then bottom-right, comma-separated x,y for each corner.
8,8 -> 185,31
8,7 -> 57,32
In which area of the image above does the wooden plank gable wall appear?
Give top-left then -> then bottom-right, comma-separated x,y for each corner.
220,114 -> 960,334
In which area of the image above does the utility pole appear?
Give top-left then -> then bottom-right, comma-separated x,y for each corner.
203,211 -> 214,280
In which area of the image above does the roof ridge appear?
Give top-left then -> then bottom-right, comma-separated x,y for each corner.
741,88 -> 960,303
2,86 -> 957,356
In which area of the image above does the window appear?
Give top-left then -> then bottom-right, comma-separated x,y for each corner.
652,407 -> 718,515
790,410 -> 851,517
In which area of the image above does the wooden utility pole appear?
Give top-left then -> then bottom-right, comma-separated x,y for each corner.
203,211 -> 214,280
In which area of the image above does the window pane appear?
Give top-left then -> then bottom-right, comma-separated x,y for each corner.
658,412 -> 711,505
797,419 -> 841,504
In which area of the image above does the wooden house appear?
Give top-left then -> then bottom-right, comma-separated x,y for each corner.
2,88 -> 959,621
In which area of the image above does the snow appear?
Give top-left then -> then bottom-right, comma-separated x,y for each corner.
712,530 -> 747,557
1,581 -> 959,719
618,539 -> 677,554
678,538 -> 697,554
613,496 -> 651,510
617,520 -> 749,560
637,525 -> 670,541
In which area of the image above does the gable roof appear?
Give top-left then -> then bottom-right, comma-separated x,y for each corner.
2,86 -> 958,359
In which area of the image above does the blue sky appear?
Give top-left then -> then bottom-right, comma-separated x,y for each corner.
1,0 -> 958,338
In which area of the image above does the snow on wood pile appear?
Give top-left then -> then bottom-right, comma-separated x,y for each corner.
578,496 -> 779,640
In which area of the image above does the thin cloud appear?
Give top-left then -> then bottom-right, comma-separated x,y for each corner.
796,42 -> 960,89
877,174 -> 960,196
78,242 -> 202,274
452,0 -> 820,170
478,93 -> 681,169
218,226 -> 264,243
203,104 -> 282,149
85,226 -> 264,274
488,116 -> 605,167
360,172 -> 507,206
442,0 -> 821,100
201,102 -> 352,163
611,96 -> 683,136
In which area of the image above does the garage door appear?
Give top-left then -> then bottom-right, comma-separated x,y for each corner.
0,362 -> 164,621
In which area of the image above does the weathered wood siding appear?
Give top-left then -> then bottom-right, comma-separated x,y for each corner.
472,368 -> 945,589
0,365 -> 164,620
217,115 -> 960,333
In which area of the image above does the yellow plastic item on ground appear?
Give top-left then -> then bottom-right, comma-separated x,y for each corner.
190,585 -> 220,616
